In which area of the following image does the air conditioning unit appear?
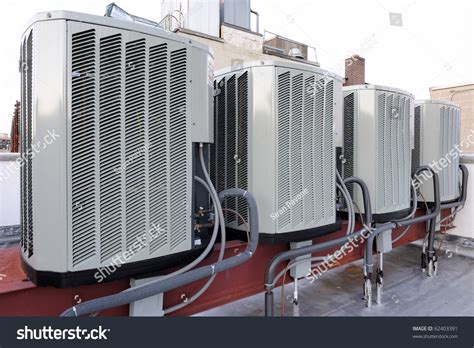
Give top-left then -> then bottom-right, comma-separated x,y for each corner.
412,100 -> 460,203
19,11 -> 214,287
340,85 -> 413,222
211,61 -> 342,243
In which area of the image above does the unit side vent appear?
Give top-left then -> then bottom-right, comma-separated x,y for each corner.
343,92 -> 355,199
211,72 -> 250,227
20,29 -> 34,258
412,105 -> 421,172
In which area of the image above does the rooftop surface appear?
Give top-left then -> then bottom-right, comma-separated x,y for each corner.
197,243 -> 474,317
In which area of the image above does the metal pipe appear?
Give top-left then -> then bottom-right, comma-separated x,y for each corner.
250,9 -> 260,33
60,188 -> 259,317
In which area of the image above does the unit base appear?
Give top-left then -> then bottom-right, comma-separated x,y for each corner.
225,220 -> 342,244
21,244 -> 208,288
420,196 -> 461,209
372,208 -> 413,223
337,207 -> 413,224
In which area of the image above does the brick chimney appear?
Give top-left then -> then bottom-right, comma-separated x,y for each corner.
344,54 -> 365,86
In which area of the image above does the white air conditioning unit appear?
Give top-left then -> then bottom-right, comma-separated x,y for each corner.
340,85 -> 413,222
211,61 -> 342,242
19,11 -> 213,287
413,100 -> 461,203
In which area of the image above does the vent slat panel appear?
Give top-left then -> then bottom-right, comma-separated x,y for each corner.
313,79 -> 325,222
323,81 -> 335,221
343,93 -> 355,199
20,36 -> 27,253
26,31 -> 34,258
125,39 -> 147,250
148,43 -> 169,253
290,73 -> 304,226
225,76 -> 237,224
277,72 -> 292,230
303,76 -> 316,224
99,34 -> 123,261
169,48 -> 188,250
71,29 -> 97,266
236,72 -> 249,224
215,78 -> 227,199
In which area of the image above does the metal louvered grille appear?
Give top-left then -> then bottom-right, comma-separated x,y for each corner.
225,75 -> 237,224
169,48 -> 188,250
210,72 -> 249,228
71,29 -> 97,266
276,70 -> 335,232
20,29 -> 34,258
277,72 -> 291,230
376,92 -> 411,212
99,34 -> 122,262
412,105 -> 421,172
343,93 -> 355,199
69,27 -> 192,268
148,43 -> 169,253
125,39 -> 146,249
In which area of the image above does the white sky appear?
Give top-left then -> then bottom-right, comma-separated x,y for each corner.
0,0 -> 472,134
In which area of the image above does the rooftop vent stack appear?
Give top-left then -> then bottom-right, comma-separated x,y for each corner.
19,11 -> 214,287
211,61 -> 342,243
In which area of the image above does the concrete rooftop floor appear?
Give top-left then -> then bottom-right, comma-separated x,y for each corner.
197,242 -> 474,317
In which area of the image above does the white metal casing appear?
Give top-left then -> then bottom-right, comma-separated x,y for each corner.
20,11 -> 213,275
414,100 -> 461,202
211,61 -> 342,236
342,85 -> 413,217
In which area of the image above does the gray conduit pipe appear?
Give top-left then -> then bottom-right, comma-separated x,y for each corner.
264,224 -> 394,317
61,188 -> 259,317
343,177 -> 373,227
439,164 -> 469,210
